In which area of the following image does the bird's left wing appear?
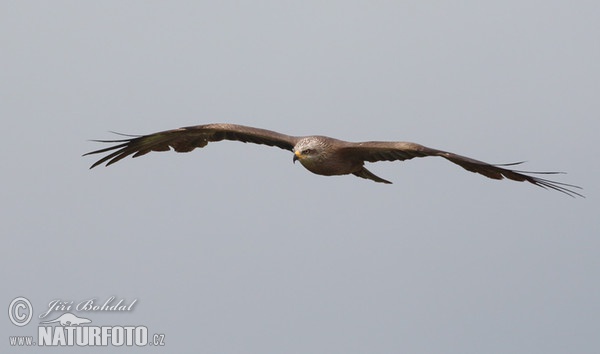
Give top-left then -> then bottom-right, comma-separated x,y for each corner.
339,141 -> 583,197
84,123 -> 300,168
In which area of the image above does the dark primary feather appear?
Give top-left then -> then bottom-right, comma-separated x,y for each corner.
340,141 -> 584,198
84,123 -> 299,169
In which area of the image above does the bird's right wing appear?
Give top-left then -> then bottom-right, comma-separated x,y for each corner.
84,123 -> 300,168
339,141 -> 583,197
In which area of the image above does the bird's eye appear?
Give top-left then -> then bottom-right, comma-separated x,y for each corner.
303,149 -> 313,155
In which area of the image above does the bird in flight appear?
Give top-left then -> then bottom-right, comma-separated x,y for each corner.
85,123 -> 583,197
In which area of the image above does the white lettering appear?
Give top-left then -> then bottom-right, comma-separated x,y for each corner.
135,326 -> 148,346
37,326 -> 148,347
38,327 -> 52,346
39,299 -> 73,319
89,326 -> 101,345
112,326 -> 124,346
52,327 -> 66,346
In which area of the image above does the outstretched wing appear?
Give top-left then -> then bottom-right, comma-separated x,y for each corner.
84,123 -> 300,168
339,141 -> 584,198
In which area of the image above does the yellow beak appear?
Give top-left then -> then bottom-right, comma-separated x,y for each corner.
293,150 -> 302,163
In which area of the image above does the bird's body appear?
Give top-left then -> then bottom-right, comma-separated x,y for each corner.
85,123 -> 583,197
293,136 -> 356,176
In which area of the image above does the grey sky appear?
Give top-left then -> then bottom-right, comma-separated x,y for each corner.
2,1 -> 598,353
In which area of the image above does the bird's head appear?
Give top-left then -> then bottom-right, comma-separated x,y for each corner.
292,137 -> 327,166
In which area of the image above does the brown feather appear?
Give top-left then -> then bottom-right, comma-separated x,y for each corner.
84,123 -> 299,169
339,141 -> 583,197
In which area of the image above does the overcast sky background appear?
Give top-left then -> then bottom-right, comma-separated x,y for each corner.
2,1 -> 598,353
